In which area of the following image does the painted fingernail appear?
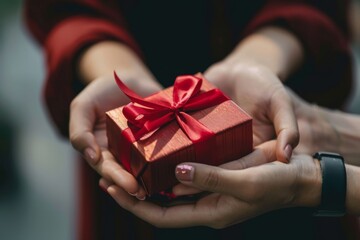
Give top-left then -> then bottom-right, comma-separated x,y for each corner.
284,144 -> 293,161
175,164 -> 194,181
128,191 -> 138,197
84,148 -> 97,165
136,195 -> 146,201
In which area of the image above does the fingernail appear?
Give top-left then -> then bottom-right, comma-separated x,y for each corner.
136,195 -> 146,201
84,148 -> 97,165
127,191 -> 146,200
175,164 -> 194,181
128,191 -> 138,197
284,144 -> 293,161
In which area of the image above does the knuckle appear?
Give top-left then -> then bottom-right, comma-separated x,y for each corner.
229,65 -> 245,76
209,63 -> 228,75
97,161 -> 111,178
203,169 -> 221,190
70,97 -> 81,111
289,129 -> 300,145
237,159 -> 248,170
69,132 -> 82,148
206,64 -> 229,81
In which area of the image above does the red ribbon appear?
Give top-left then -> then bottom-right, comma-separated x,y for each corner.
114,72 -> 229,143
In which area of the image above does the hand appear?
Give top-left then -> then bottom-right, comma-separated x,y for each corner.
69,72 -> 161,199
173,60 -> 300,196
287,89 -> 340,155
205,61 -> 299,162
203,26 -> 304,163
99,141 -> 322,229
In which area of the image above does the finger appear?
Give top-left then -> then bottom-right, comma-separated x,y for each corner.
173,141 -> 277,196
95,150 -> 146,198
69,97 -> 101,165
220,140 -> 277,170
107,185 -> 175,227
175,162 -> 248,196
175,140 -> 279,196
99,177 -> 146,200
99,177 -> 113,193
172,183 -> 202,196
107,184 -> 240,228
269,87 -> 299,162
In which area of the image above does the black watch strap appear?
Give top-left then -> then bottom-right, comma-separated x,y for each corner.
313,152 -> 346,217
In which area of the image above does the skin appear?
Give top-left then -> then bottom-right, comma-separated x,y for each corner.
99,141 -> 322,229
205,26 -> 303,161
70,42 -> 162,199
69,26 -> 303,200
99,91 -> 360,228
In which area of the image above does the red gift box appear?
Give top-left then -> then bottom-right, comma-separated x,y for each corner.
106,73 -> 253,195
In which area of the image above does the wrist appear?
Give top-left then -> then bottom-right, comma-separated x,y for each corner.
309,105 -> 341,153
345,164 -> 360,214
224,26 -> 304,81
77,41 -> 157,86
291,155 -> 322,208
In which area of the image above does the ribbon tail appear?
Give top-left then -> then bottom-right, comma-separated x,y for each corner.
176,112 -> 218,165
175,112 -> 214,143
132,112 -> 175,140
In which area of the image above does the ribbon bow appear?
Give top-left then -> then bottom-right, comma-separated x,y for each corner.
114,72 -> 229,143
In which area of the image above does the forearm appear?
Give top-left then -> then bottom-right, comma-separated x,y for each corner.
77,41 -> 162,91
224,26 -> 304,81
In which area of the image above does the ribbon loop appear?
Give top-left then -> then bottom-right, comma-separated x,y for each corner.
172,75 -> 202,108
114,72 -> 229,142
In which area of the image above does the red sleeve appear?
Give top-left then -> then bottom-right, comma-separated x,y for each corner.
244,1 -> 352,109
24,0 -> 141,137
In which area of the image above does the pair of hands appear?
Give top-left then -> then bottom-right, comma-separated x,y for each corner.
69,59 -> 321,227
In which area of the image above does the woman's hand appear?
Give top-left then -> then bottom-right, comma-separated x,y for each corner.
69,41 -> 162,199
69,74 -> 161,199
100,141 -> 322,229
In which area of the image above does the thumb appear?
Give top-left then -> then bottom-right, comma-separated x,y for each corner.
175,140 -> 278,194
71,131 -> 101,165
69,98 -> 101,165
270,88 -> 299,163
175,163 -> 239,195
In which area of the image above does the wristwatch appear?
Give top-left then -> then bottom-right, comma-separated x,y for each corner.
313,152 -> 347,217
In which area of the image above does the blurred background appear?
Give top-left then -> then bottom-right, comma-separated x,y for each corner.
0,1 -> 76,239
0,1 -> 359,239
